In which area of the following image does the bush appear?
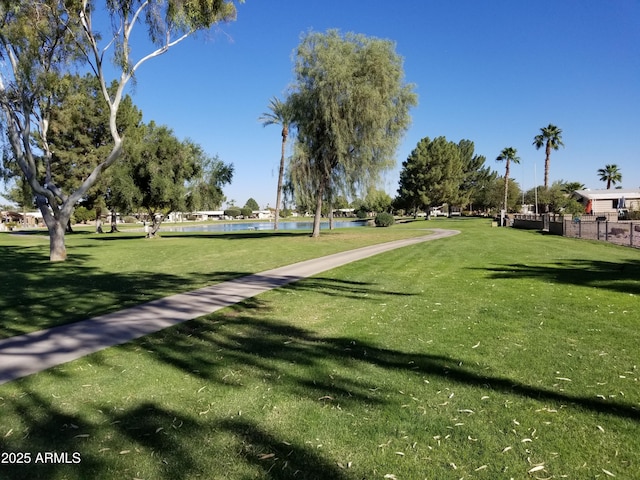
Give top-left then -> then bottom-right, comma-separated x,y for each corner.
240,207 -> 253,218
72,206 -> 95,224
355,208 -> 369,219
374,212 -> 395,227
123,216 -> 138,224
224,207 -> 242,218
627,209 -> 640,220
280,209 -> 292,218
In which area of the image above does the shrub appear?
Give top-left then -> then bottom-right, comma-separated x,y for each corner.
123,216 -> 138,223
72,206 -> 95,224
280,209 -> 292,218
240,207 -> 253,218
224,207 -> 241,218
627,209 -> 640,220
355,208 -> 369,219
374,212 -> 395,227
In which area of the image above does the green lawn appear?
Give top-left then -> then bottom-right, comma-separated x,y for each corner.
0,224 -> 427,338
1,218 -> 639,479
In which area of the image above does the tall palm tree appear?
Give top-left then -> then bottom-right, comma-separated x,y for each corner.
533,124 -> 564,189
259,97 -> 294,230
597,164 -> 622,189
496,147 -> 520,212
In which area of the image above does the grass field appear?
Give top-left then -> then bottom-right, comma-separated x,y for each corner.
0,218 -> 639,479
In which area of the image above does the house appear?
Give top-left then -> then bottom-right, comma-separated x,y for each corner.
571,189 -> 640,216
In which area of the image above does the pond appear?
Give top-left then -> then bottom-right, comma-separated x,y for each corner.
160,219 -> 369,233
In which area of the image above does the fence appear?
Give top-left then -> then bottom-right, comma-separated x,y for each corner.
564,216 -> 640,248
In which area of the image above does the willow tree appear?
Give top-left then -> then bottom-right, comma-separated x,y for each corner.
289,30 -> 417,237
0,0 -> 239,261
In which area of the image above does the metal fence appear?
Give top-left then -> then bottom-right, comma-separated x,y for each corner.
512,214 -> 640,248
563,217 -> 640,248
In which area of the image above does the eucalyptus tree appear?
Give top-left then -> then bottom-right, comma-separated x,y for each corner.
533,124 -> 564,189
0,0 -> 239,261
289,30 -> 417,237
496,147 -> 520,212
597,164 -> 622,189
259,96 -> 293,230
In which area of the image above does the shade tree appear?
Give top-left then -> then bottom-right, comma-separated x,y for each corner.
0,0 -> 240,260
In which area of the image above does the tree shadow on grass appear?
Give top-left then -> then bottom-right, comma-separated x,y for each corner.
0,243 -> 256,339
477,258 -> 640,295
130,307 -> 640,423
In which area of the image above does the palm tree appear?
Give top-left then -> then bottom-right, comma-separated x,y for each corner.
561,181 -> 586,194
533,124 -> 564,189
496,147 -> 520,212
259,97 -> 294,230
597,164 -> 622,189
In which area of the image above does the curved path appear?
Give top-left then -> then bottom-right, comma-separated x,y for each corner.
0,229 -> 459,384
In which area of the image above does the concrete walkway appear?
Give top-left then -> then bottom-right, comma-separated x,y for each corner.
0,229 -> 459,385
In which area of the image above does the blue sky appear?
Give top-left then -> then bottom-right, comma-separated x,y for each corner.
5,0 -> 638,209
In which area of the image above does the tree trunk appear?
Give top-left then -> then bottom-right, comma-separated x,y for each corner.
274,131 -> 287,231
109,210 -> 119,233
147,215 -> 163,238
311,182 -> 325,238
503,160 -> 510,212
49,220 -> 68,262
329,203 -> 334,230
95,206 -> 104,233
544,142 -> 551,189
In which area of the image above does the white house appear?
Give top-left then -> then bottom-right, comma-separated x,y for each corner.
571,189 -> 640,216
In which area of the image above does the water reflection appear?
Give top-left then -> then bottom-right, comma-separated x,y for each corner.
161,220 -> 368,233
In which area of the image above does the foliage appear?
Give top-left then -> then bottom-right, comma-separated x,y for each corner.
364,188 -> 392,214
108,122 -> 201,237
224,207 -> 241,218
355,208 -> 369,219
374,212 -> 394,227
122,216 -> 138,224
185,150 -> 233,211
476,177 -> 521,214
289,29 -> 417,237
496,147 -> 520,211
244,197 -> 260,211
524,181 -> 577,214
240,207 -> 252,218
72,206 -> 95,224
533,124 -> 564,188
597,164 -> 622,189
396,136 -> 465,214
561,181 -> 586,193
458,140 -> 496,210
0,0 -> 239,260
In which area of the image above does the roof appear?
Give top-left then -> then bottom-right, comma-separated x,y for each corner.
573,189 -> 640,200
